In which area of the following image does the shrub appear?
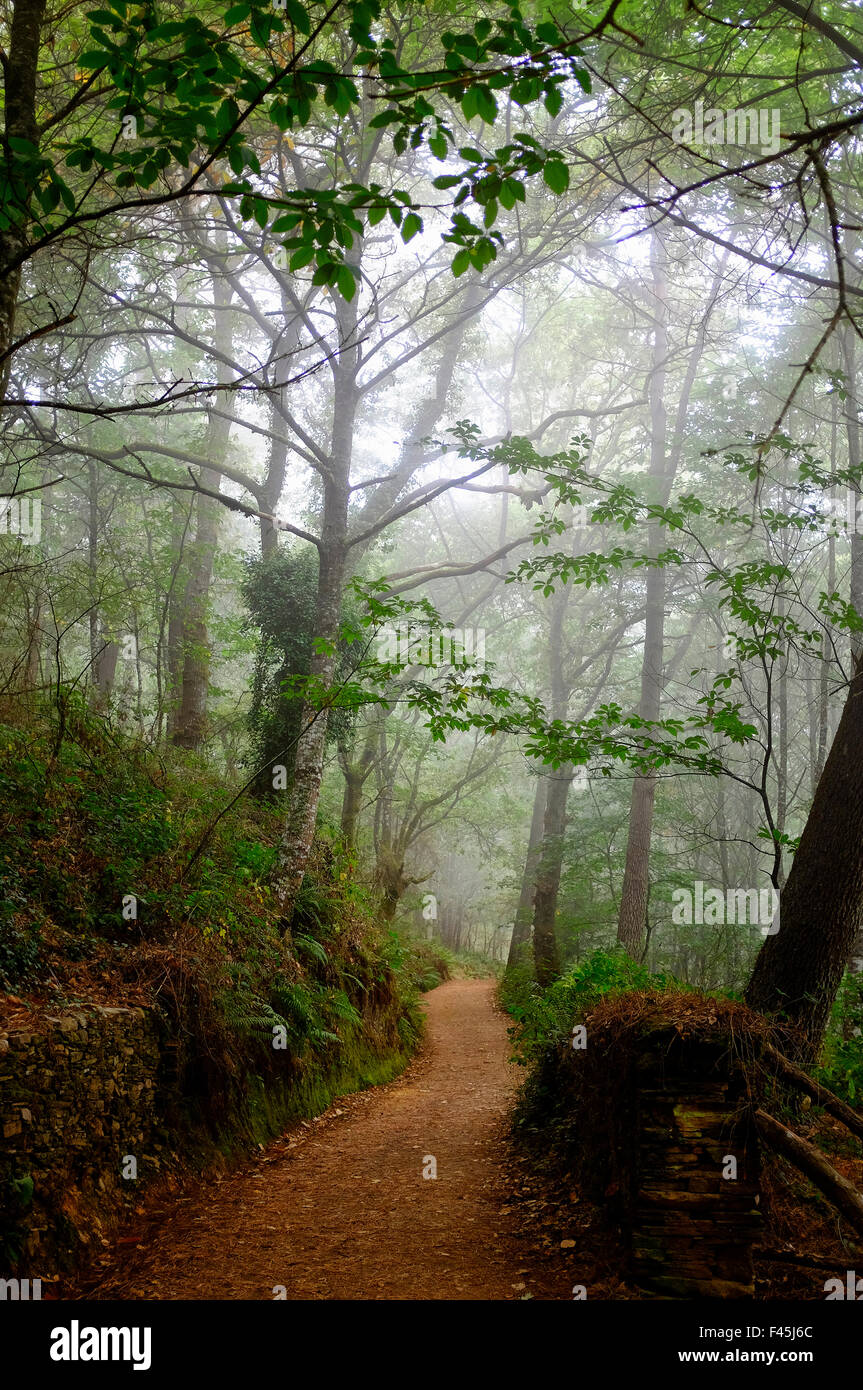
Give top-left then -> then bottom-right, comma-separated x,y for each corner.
819,969 -> 863,1104
504,947 -> 681,1069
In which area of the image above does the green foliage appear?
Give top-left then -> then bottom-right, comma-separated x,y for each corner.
395,935 -> 451,994
348,424 -> 854,795
242,545 -> 318,794
0,710 -> 177,943
243,546 -> 357,796
4,0 -> 587,296
434,942 -> 502,980
291,870 -> 338,938
0,1172 -> 35,1267
218,964 -> 291,1040
819,971 -> 863,1105
0,708 -> 422,1089
503,947 -> 682,1068
0,914 -> 41,991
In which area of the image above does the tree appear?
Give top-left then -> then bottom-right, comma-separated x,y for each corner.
746,661 -> 863,1060
0,0 -> 593,397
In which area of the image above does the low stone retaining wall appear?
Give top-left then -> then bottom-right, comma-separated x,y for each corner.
631,1037 -> 762,1297
540,998 -> 765,1298
0,1005 -> 164,1277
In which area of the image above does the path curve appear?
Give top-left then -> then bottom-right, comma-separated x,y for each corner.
80,978 -> 567,1300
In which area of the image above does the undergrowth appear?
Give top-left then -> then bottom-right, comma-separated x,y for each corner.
0,699 -> 431,1143
501,947 -> 684,1070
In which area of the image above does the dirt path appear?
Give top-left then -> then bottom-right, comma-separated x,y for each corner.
76,978 -> 570,1301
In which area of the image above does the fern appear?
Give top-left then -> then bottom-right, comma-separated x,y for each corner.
294,932 -> 328,966
269,978 -> 339,1050
324,988 -> 362,1030
218,967 -> 288,1041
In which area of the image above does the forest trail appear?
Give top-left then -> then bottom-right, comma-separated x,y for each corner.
78,978 -> 569,1301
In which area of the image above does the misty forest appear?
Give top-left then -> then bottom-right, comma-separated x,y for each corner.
5,0 -> 863,1317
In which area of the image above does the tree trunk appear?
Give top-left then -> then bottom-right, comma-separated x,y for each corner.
88,461 -> 102,695
85,461 -> 119,703
616,238 -> 726,957
259,296 -> 293,557
763,1045 -> 863,1142
0,0 -> 47,397
617,231 -> 669,957
377,846 -> 407,923
171,477 -> 223,748
745,663 -> 863,1058
754,1109 -> 863,1236
532,769 -> 569,986
272,531 -> 346,920
339,720 -> 376,848
272,351 -> 357,926
842,313 -> 863,666
171,273 -> 233,749
24,591 -> 42,690
531,575 -> 574,987
271,265 -> 476,924
839,328 -> 863,973
507,774 -> 547,971
813,370 -> 840,792
340,766 -> 364,850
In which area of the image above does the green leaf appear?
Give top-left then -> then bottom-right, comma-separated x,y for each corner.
542,159 -> 569,195
368,109 -> 401,129
289,244 -> 315,270
282,0 -> 312,33
461,86 -> 479,122
336,263 -> 357,299
544,85 -> 563,118
401,211 -> 422,242
476,87 -> 498,124
250,10 -> 273,45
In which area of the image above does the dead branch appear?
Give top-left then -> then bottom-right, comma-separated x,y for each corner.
754,1108 -> 863,1237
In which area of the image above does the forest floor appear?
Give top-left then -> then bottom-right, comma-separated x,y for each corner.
70,978 -> 581,1301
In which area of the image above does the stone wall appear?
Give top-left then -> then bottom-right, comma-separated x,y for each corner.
0,986 -> 414,1282
543,1004 -> 764,1298
630,1030 -> 762,1298
0,1005 -> 164,1276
